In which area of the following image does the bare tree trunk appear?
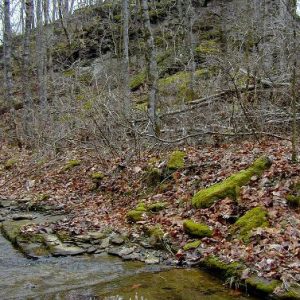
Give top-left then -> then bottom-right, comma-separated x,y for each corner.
3,0 -> 14,103
58,0 -> 71,45
186,0 -> 196,100
290,3 -> 298,162
36,0 -> 47,106
141,0 -> 159,136
23,0 -> 33,105
122,0 -> 131,118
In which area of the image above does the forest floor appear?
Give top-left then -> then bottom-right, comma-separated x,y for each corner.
0,139 -> 299,297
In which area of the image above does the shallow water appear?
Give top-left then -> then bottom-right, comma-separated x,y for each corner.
0,234 -> 256,300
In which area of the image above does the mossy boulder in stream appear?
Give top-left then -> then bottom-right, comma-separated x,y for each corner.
0,220 -> 50,258
183,220 -> 212,238
245,276 -> 280,296
231,207 -> 269,243
200,256 -> 243,279
192,156 -> 272,208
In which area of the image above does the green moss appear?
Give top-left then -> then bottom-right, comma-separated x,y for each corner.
63,69 -> 75,77
37,194 -> 50,201
135,202 -> 148,212
183,220 -> 212,238
192,156 -> 272,208
232,207 -> 269,243
195,40 -> 219,55
91,172 -> 104,181
280,287 -> 300,300
148,202 -> 167,212
4,158 -> 17,170
126,210 -> 145,223
129,71 -> 146,91
286,195 -> 300,208
135,102 -> 148,112
158,69 -> 209,101
1,220 -> 32,243
245,276 -> 280,295
183,240 -> 201,251
64,159 -> 81,171
79,72 -> 93,85
167,150 -> 185,170
56,230 -> 71,242
201,256 -> 243,278
148,226 -> 164,244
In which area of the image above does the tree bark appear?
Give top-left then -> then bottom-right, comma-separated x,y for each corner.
141,0 -> 159,135
3,0 -> 14,103
123,0 -> 131,118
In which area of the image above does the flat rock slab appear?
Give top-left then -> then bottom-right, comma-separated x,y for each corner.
12,214 -> 35,221
145,255 -> 160,264
110,234 -> 124,245
51,244 -> 86,256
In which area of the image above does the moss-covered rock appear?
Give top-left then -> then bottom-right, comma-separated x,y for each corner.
183,240 -> 201,251
147,226 -> 165,248
4,158 -> 17,170
192,156 -> 272,208
135,202 -> 148,211
64,159 -> 81,171
126,210 -> 146,223
245,276 -> 280,295
91,172 -> 104,181
286,195 -> 300,208
158,69 -> 209,101
167,150 -> 185,170
37,193 -> 50,201
0,220 -> 31,243
129,71 -> 146,91
200,256 -> 243,279
232,207 -> 269,243
183,220 -> 212,238
148,202 -> 167,212
278,286 -> 300,300
1,220 -> 50,258
195,40 -> 219,56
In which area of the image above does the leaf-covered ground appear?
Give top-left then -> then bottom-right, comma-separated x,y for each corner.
0,139 -> 299,292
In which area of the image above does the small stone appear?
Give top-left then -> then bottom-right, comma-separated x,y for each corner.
99,237 -> 110,249
107,247 -> 122,257
74,234 -> 91,242
43,234 -> 60,246
12,214 -> 34,221
87,246 -> 97,254
88,231 -> 106,240
145,254 -> 160,264
119,247 -> 135,256
51,244 -> 85,256
110,234 -> 124,245
123,253 -> 141,261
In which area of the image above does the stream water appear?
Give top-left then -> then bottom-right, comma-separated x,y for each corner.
0,233 -> 257,300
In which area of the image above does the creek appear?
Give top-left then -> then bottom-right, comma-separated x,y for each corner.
0,232 -> 258,300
